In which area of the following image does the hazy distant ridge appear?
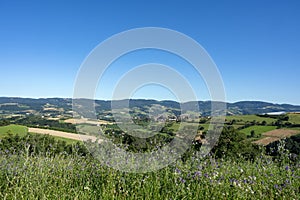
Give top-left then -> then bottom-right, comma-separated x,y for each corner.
1,97 -> 300,116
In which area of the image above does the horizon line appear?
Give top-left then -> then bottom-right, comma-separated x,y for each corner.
0,96 -> 299,106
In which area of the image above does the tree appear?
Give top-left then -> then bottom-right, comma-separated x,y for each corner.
212,127 -> 262,160
250,130 -> 255,138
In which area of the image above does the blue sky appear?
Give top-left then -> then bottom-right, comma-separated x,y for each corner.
0,0 -> 300,104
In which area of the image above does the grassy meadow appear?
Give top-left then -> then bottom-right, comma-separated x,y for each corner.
288,113 -> 300,124
226,115 -> 278,124
239,125 -> 277,136
0,113 -> 300,199
0,124 -> 77,144
0,150 -> 299,199
0,124 -> 28,137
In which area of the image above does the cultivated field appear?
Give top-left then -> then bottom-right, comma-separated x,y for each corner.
253,137 -> 283,146
253,129 -> 300,145
28,128 -> 102,143
64,118 -> 113,125
263,129 -> 299,138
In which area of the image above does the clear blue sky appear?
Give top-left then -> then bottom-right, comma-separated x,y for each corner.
0,0 -> 299,104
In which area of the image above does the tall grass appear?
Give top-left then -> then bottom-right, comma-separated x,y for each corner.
0,149 -> 299,199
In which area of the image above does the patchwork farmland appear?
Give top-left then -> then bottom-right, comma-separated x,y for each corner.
0,98 -> 300,199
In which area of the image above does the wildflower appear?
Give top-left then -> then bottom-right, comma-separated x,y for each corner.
175,168 -> 181,174
179,177 -> 186,184
193,171 -> 201,178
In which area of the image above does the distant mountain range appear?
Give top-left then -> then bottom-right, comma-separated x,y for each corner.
0,97 -> 300,116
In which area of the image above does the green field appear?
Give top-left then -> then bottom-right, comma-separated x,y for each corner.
77,124 -> 101,135
0,124 -> 77,144
169,122 -> 210,132
226,115 -> 277,124
48,135 -> 79,144
0,124 -> 28,137
230,124 -> 246,129
288,113 -> 300,124
239,125 -> 277,136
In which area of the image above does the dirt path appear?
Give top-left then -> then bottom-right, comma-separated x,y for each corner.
28,128 -> 103,143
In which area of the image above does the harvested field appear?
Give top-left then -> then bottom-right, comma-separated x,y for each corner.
253,137 -> 282,146
43,107 -> 63,111
253,129 -> 300,146
47,117 -> 60,121
64,118 -> 113,125
28,128 -> 102,143
262,129 -> 299,138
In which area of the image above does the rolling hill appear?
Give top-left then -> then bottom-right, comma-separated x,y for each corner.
0,97 -> 300,116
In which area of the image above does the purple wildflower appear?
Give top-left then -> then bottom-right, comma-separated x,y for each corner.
193,171 -> 201,178
179,177 -> 186,184
175,168 -> 181,174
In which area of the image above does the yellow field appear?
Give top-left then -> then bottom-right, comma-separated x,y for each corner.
64,118 -> 113,125
28,128 -> 103,143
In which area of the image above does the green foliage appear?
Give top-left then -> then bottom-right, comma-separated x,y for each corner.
0,119 -> 10,126
15,115 -> 76,133
257,114 -> 290,121
0,151 -> 299,199
0,126 -> 299,199
212,126 -> 262,160
0,133 -> 88,156
266,134 -> 300,162
250,130 -> 255,138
